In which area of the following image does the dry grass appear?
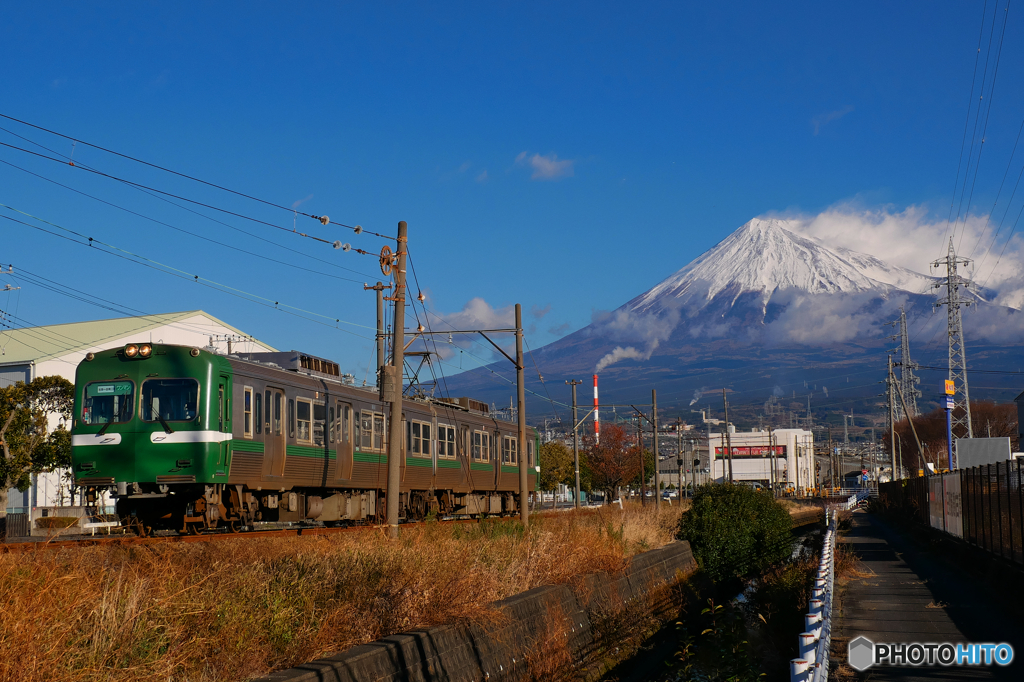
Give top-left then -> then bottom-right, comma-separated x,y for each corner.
0,502 -> 682,682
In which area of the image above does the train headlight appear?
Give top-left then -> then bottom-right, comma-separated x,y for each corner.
139,344 -> 152,358
124,344 -> 139,358
85,352 -> 95,362
190,347 -> 201,357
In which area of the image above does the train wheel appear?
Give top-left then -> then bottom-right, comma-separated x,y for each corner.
228,519 -> 242,533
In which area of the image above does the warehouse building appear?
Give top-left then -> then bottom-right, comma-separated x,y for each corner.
2,311 -> 275,512
708,426 -> 816,491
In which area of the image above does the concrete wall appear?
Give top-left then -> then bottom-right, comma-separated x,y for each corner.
254,541 -> 696,682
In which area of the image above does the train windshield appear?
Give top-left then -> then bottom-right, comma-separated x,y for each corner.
141,378 -> 200,422
82,381 -> 135,425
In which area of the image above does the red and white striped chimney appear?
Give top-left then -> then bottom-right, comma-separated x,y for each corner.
593,374 -> 600,444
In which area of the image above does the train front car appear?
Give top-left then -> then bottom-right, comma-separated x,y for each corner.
71,343 -> 233,534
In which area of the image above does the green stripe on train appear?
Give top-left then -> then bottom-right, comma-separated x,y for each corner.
287,444 -> 336,459
231,439 -> 264,453
470,462 -> 493,472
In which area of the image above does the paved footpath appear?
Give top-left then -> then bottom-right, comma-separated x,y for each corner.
834,511 -> 1024,681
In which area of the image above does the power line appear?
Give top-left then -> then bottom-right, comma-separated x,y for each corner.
0,114 -> 398,242
1,204 -> 376,339
0,157 -> 373,283
0,138 -> 379,248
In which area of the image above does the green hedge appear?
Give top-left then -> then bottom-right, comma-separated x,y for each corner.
676,484 -> 793,582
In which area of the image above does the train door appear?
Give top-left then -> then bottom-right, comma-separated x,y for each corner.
333,401 -> 354,481
218,374 -> 231,470
459,424 -> 471,487
262,387 -> 286,479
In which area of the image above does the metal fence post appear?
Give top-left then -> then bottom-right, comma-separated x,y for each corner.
1018,458 -> 1024,565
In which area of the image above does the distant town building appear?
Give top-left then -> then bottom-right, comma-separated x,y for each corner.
708,426 -> 815,490
1,311 -> 275,512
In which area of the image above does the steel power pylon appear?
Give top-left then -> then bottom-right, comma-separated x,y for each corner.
932,238 -> 973,440
888,307 -> 921,422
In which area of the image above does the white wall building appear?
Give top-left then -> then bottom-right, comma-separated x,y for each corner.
709,426 -> 816,491
1,310 -> 275,511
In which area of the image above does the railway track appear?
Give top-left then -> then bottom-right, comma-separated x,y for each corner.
0,514 -> 512,552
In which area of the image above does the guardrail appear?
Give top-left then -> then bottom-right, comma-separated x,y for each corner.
790,506 -> 840,682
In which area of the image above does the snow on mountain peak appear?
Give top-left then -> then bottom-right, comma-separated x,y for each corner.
630,217 -> 936,313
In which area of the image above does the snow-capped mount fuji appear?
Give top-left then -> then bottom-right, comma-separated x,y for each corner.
443,216 -> 1023,411
629,218 -> 936,316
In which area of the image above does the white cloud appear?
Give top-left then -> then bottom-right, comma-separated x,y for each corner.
515,151 -> 574,180
476,169 -> 488,183
811,105 -> 854,135
291,194 -> 314,210
774,202 -> 1024,309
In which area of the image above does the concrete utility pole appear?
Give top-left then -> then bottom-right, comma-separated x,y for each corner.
676,419 -> 683,496
567,380 -> 583,509
932,238 -> 974,440
723,388 -> 733,483
515,304 -> 528,526
385,221 -> 408,539
652,390 -> 660,508
364,281 -> 391,388
636,414 -> 645,505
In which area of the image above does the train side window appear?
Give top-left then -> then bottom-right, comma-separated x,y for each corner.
340,403 -> 351,444
273,392 -> 282,436
296,398 -> 312,444
243,386 -> 253,438
288,399 -> 296,439
501,435 -> 517,465
328,406 -> 335,444
472,430 -> 490,462
373,413 -> 386,451
527,439 -> 534,468
360,411 -> 373,450
437,424 -> 456,459
313,401 -> 325,447
218,384 -> 225,431
254,391 -> 262,435
407,419 -> 431,458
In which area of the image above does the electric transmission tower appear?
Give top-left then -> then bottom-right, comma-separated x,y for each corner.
888,307 -> 921,422
932,238 -> 973,440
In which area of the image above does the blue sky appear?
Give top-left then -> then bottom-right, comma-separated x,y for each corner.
3,2 -> 1022,382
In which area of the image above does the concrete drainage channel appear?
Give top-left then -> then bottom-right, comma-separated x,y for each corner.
790,498 -> 858,682
253,541 -> 696,682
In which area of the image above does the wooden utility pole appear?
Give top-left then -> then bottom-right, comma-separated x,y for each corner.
723,388 -> 733,483
515,304 -> 528,526
364,281 -> 391,388
384,221 -> 407,539
567,380 -> 583,509
652,390 -> 660,508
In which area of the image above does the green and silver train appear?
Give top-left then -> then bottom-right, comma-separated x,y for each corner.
71,343 -> 538,534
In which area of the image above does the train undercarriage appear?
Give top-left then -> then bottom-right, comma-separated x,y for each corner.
91,484 -> 523,536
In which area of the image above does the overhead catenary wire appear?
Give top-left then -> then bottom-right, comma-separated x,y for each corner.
0,112 -> 397,242
0,157 -> 373,284
1,204 -> 377,339
956,0 -> 1012,254
0,139 -> 386,249
0,125 -> 382,277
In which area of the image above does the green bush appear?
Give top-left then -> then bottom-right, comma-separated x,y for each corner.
676,484 -> 792,582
